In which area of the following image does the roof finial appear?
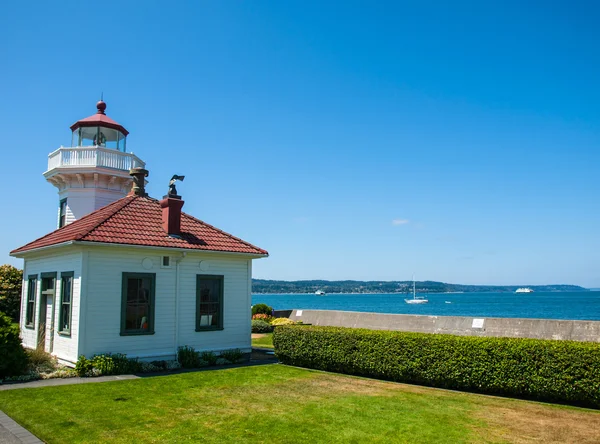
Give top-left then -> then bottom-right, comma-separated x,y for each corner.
96,94 -> 106,115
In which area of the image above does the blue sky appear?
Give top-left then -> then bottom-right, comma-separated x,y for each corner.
1,1 -> 598,287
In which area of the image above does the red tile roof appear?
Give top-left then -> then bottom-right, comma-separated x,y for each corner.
11,196 -> 268,256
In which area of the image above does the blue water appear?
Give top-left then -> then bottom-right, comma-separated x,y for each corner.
252,291 -> 600,321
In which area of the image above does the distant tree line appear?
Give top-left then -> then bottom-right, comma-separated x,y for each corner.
252,279 -> 587,294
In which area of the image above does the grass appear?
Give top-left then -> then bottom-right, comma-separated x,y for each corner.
251,332 -> 274,348
0,365 -> 598,443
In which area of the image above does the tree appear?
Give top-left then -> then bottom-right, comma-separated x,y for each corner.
0,264 -> 23,322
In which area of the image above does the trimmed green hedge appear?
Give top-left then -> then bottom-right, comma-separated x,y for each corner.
252,319 -> 273,333
273,325 -> 600,408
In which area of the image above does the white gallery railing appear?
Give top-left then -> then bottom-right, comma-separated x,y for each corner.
47,146 -> 145,172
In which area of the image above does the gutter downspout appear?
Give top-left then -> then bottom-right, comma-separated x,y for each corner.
174,252 -> 186,358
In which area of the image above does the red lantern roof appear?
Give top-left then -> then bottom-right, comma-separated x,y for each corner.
70,100 -> 129,136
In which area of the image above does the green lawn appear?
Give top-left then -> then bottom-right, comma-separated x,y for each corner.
0,365 -> 598,443
251,332 -> 273,348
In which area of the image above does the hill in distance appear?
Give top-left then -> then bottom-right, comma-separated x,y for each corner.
252,279 -> 588,294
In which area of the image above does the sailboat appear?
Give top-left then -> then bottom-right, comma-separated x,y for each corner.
405,275 -> 428,304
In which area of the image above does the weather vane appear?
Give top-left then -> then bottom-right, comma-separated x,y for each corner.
168,175 -> 185,197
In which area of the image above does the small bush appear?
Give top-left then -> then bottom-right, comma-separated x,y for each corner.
139,362 -> 161,373
0,312 -> 28,378
165,360 -> 182,370
252,303 -> 273,316
110,353 -> 141,374
27,348 -> 54,367
75,355 -> 93,377
178,346 -> 201,368
90,354 -> 115,375
90,353 -> 140,376
221,348 -> 244,363
151,360 -> 168,371
273,325 -> 600,409
271,317 -> 296,326
200,351 -> 218,366
26,348 -> 57,375
252,319 -> 273,333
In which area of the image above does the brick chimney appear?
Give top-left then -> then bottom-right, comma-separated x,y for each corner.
129,168 -> 149,197
160,196 -> 184,236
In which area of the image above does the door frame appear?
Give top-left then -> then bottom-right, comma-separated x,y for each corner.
40,273 -> 57,353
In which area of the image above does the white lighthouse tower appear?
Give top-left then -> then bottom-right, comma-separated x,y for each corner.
44,100 -> 146,227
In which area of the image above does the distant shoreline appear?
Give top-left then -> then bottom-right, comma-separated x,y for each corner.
252,290 -> 595,295
252,279 -> 589,294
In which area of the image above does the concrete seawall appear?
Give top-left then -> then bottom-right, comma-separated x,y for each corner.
284,309 -> 600,342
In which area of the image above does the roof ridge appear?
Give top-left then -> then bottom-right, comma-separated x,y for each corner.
11,196 -> 269,256
10,196 -> 135,254
181,212 -> 268,255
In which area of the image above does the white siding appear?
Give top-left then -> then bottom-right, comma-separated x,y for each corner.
82,247 -> 252,360
178,256 -> 252,353
58,187 -> 127,226
20,250 -> 83,364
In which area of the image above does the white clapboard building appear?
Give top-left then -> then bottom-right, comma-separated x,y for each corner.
10,101 -> 268,365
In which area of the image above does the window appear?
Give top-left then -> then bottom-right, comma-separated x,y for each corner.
161,256 -> 171,268
25,275 -> 37,328
58,272 -> 73,335
121,273 -> 155,335
59,199 -> 67,228
196,275 -> 224,331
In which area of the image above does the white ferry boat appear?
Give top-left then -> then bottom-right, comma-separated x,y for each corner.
515,287 -> 534,293
315,290 -> 326,295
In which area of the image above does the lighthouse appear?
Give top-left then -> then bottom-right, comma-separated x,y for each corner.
44,100 -> 146,227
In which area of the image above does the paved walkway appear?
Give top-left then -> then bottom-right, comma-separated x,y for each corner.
0,350 -> 278,442
0,374 -> 139,392
0,412 -> 42,444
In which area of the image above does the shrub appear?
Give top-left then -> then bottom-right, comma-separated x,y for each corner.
26,348 -> 57,374
221,348 -> 244,363
75,353 -> 141,377
252,319 -> 273,333
0,312 -> 28,378
140,362 -> 161,373
252,303 -> 273,316
252,313 -> 273,322
178,346 -> 200,368
90,353 -> 140,376
90,354 -> 115,375
273,325 -> 600,408
200,351 -> 218,366
165,360 -> 182,370
75,355 -> 93,377
151,360 -> 168,371
271,317 -> 296,326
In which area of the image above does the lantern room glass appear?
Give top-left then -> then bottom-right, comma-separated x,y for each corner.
72,127 -> 126,151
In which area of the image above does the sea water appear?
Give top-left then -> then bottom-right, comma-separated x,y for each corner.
252,291 -> 600,321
